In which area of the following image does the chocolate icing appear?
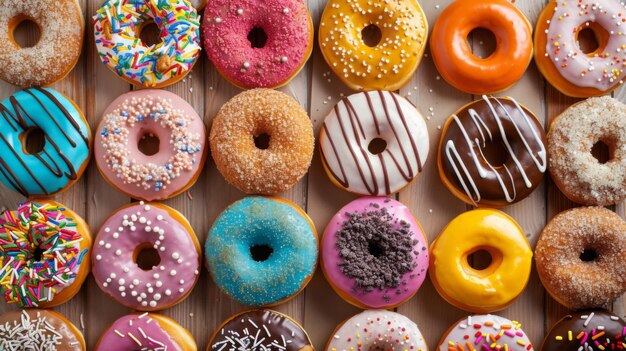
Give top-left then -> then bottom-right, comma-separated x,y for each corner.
543,309 -> 626,351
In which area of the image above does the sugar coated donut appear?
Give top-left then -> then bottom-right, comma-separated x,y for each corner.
542,310 -> 626,351
0,200 -> 91,308
0,88 -> 91,197
430,0 -> 533,94
438,95 -> 547,207
0,309 -> 85,350
319,91 -> 429,196
202,0 -> 313,89
535,206 -> 626,309
326,310 -> 428,351
205,196 -> 318,306
438,315 -> 533,351
321,197 -> 428,309
210,89 -> 314,195
95,89 -> 207,201
535,0 -> 626,97
95,313 -> 196,351
430,209 -> 532,313
547,96 -> 626,206
319,0 -> 427,91
208,309 -> 313,351
94,0 -> 201,88
0,0 -> 84,87
92,202 -> 201,311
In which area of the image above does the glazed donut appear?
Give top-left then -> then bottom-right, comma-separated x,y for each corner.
0,0 -> 84,87
319,90 -> 429,196
208,309 -> 313,351
535,206 -> 626,309
202,0 -> 313,89
542,309 -> 626,351
321,197 -> 428,309
438,95 -> 546,207
318,0 -> 428,91
0,200 -> 91,308
438,315 -> 533,351
95,89 -> 207,201
326,310 -> 428,351
547,96 -> 626,206
535,0 -> 626,97
429,209 -> 532,313
94,0 -> 201,88
92,202 -> 200,311
0,88 -> 91,197
430,0 -> 533,94
95,313 -> 196,350
210,89 -> 314,195
0,309 -> 85,350
205,196 -> 318,306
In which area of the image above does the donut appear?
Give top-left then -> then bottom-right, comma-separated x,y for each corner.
0,0 -> 84,87
95,313 -> 196,350
208,309 -> 313,351
319,90 -> 429,196
321,197 -> 428,309
430,0 -> 533,94
438,95 -> 547,207
535,206 -> 626,309
93,0 -> 201,88
0,200 -> 91,308
429,209 -> 532,313
92,201 -> 201,311
210,89 -> 314,195
325,310 -> 428,351
318,0 -> 428,91
437,315 -> 533,351
542,310 -> 626,351
95,89 -> 207,201
0,88 -> 91,197
205,196 -> 318,306
0,309 -> 85,350
547,96 -> 626,206
535,0 -> 626,97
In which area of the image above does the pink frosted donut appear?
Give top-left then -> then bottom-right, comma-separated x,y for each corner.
95,90 -> 207,201
321,197 -> 429,309
92,202 -> 201,311
202,0 -> 313,89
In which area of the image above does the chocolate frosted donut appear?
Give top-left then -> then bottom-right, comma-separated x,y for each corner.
438,95 -> 546,207
0,309 -> 85,350
542,310 -> 626,351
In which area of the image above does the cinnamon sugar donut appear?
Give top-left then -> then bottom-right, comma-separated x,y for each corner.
535,206 -> 626,309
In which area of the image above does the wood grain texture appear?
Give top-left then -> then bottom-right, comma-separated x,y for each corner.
0,0 -> 624,350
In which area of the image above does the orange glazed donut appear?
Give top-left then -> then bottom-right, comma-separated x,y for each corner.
430,0 -> 533,94
0,309 -> 86,350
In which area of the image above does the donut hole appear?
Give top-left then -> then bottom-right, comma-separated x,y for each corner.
367,138 -> 387,155
32,247 -> 44,262
480,138 -> 508,167
138,21 -> 162,47
467,249 -> 492,271
576,23 -> 608,55
468,27 -> 496,59
591,140 -> 611,164
21,127 -> 46,155
247,27 -> 268,49
361,24 -> 382,47
254,133 -> 271,150
134,244 -> 161,271
138,133 -> 160,156
367,240 -> 385,258
580,248 -> 598,262
11,17 -> 41,48
250,244 -> 273,262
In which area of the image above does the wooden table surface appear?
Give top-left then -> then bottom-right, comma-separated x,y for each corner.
1,0 -> 624,350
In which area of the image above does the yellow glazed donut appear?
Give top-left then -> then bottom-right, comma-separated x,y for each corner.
429,209 -> 532,313
318,0 -> 428,91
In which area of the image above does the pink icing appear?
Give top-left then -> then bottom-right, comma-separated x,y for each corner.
92,202 -> 200,311
322,197 -> 429,308
202,0 -> 312,88
95,313 -> 182,351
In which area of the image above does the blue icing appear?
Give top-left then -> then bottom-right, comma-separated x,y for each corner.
0,88 -> 90,196
205,196 -> 318,306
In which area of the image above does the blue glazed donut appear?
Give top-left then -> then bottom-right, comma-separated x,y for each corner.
0,88 -> 91,197
205,196 -> 318,306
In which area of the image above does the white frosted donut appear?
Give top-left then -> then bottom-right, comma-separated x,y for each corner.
319,91 -> 429,196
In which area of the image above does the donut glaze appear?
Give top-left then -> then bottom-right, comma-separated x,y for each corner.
438,315 -> 533,351
202,0 -> 313,89
92,202 -> 201,311
321,197 -> 428,309
542,310 -> 626,351
326,310 -> 428,351
0,88 -> 91,197
319,91 -> 429,196
438,96 -> 546,207
95,89 -> 206,201
205,196 -> 318,306
0,309 -> 85,350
